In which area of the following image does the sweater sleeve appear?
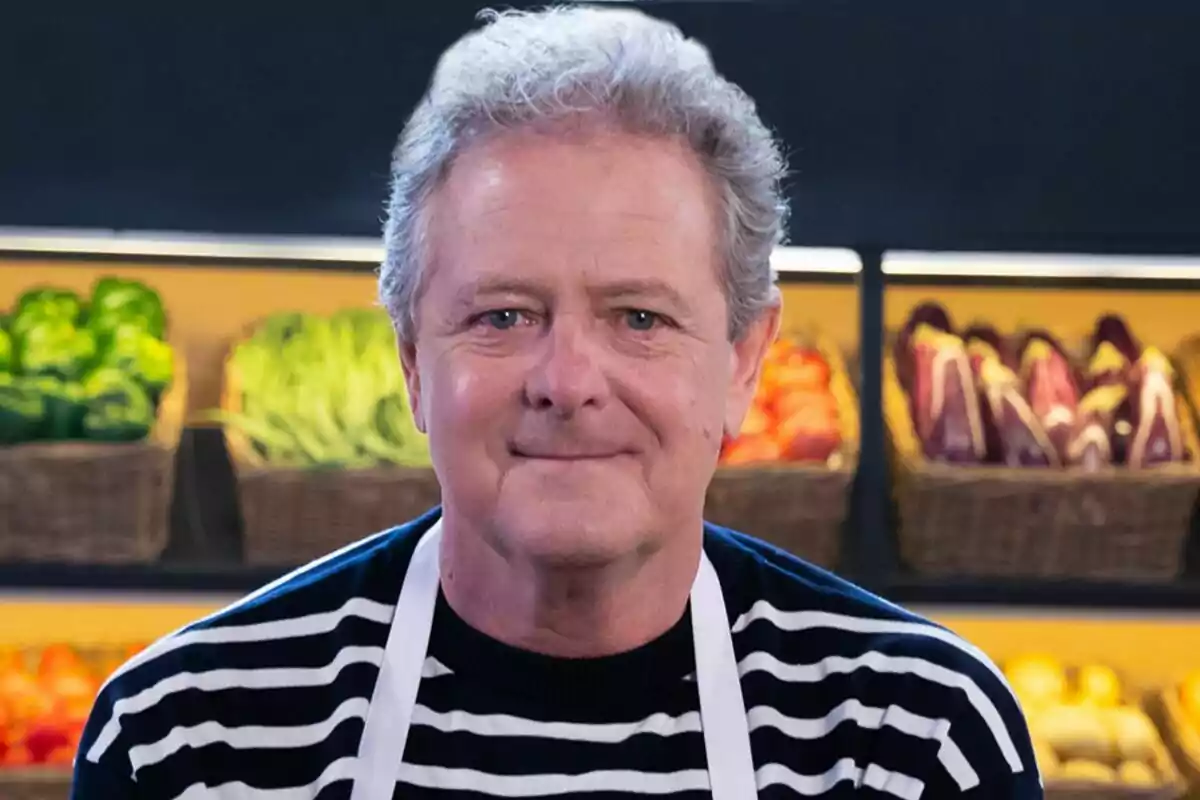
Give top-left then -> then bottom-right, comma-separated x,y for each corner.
910,638 -> 1044,799
71,750 -> 141,800
70,679 -> 142,800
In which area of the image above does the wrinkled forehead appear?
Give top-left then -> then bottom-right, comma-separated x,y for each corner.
418,126 -> 726,307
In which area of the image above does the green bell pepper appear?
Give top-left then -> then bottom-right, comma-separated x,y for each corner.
16,320 -> 97,382
81,372 -> 154,443
95,323 -> 174,399
0,375 -> 46,445
88,277 -> 167,341
11,288 -> 84,340
82,366 -> 134,395
30,377 -> 86,440
0,329 -> 11,373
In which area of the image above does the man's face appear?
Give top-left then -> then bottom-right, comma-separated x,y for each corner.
401,126 -> 776,566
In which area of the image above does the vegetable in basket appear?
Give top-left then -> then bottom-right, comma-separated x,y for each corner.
1017,331 -> 1080,463
898,304 -> 1193,471
209,308 -> 431,469
94,323 -> 174,399
11,288 -> 84,339
1067,315 -> 1188,470
80,368 -> 156,442
30,376 -> 87,440
0,374 -> 46,444
88,277 -> 168,341
909,323 -> 986,464
15,318 -> 97,382
0,327 -> 11,373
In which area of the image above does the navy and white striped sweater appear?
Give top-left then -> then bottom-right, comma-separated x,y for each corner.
73,509 -> 1041,799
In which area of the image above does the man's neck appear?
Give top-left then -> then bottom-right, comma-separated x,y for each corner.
437,515 -> 702,659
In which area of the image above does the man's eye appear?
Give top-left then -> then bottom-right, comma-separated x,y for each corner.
623,309 -> 662,332
478,309 -> 525,330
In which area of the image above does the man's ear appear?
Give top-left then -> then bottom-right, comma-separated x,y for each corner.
724,301 -> 782,438
395,330 -> 427,434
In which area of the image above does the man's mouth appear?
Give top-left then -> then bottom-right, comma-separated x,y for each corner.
510,446 -> 627,461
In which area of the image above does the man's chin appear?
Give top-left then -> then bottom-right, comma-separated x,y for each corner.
495,494 -> 652,566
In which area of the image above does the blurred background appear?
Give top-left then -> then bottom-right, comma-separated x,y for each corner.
2,0 -> 1200,795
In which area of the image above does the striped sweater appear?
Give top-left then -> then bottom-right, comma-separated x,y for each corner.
72,510 -> 1041,799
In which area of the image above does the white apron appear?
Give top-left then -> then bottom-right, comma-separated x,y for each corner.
349,521 -> 758,800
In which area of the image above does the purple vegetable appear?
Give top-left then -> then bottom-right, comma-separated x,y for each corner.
1092,314 -> 1142,364
896,302 -> 954,395
964,323 -> 1016,371
976,358 -> 1057,467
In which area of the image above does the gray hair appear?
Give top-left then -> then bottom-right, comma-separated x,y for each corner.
380,4 -> 789,341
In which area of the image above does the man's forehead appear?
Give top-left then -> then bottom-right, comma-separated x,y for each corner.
447,273 -> 694,309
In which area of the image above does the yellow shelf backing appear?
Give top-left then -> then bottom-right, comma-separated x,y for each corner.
3,597 -> 1200,690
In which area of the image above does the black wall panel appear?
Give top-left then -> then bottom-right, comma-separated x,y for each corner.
2,0 -> 1199,253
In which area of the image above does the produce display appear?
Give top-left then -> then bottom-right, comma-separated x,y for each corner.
216,308 -> 430,469
0,278 -> 174,445
1005,654 -> 1180,790
894,302 -> 1193,470
0,643 -> 144,770
720,334 -> 852,467
1179,336 -> 1200,416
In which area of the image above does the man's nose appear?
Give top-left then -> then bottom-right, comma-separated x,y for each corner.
524,318 -> 609,417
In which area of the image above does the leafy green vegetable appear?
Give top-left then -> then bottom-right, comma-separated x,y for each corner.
15,320 -> 97,382
208,308 -> 429,469
81,373 -> 154,442
0,375 -> 46,445
88,277 -> 167,341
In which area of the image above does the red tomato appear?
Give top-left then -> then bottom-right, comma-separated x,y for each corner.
22,721 -> 72,764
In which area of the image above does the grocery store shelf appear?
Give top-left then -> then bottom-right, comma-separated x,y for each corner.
0,227 -> 385,265
884,250 -> 1200,283
0,560 -> 281,595
0,226 -> 860,276
885,576 -> 1200,613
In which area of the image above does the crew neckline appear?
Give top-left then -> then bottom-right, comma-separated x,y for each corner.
427,590 -> 697,713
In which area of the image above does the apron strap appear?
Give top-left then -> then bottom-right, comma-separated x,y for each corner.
692,552 -> 759,799
349,522 -> 442,800
351,523 -> 759,800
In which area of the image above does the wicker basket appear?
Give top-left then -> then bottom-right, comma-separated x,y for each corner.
0,770 -> 70,800
883,350 -> 1200,581
705,333 -> 859,569
1032,675 -> 1187,799
0,353 -> 186,564
220,349 -> 439,566
1045,735 -> 1185,800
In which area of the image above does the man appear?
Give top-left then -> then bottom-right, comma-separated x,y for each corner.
74,6 -> 1040,799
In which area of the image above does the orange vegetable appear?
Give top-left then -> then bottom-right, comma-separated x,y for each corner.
738,404 -> 773,438
721,434 -> 783,466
